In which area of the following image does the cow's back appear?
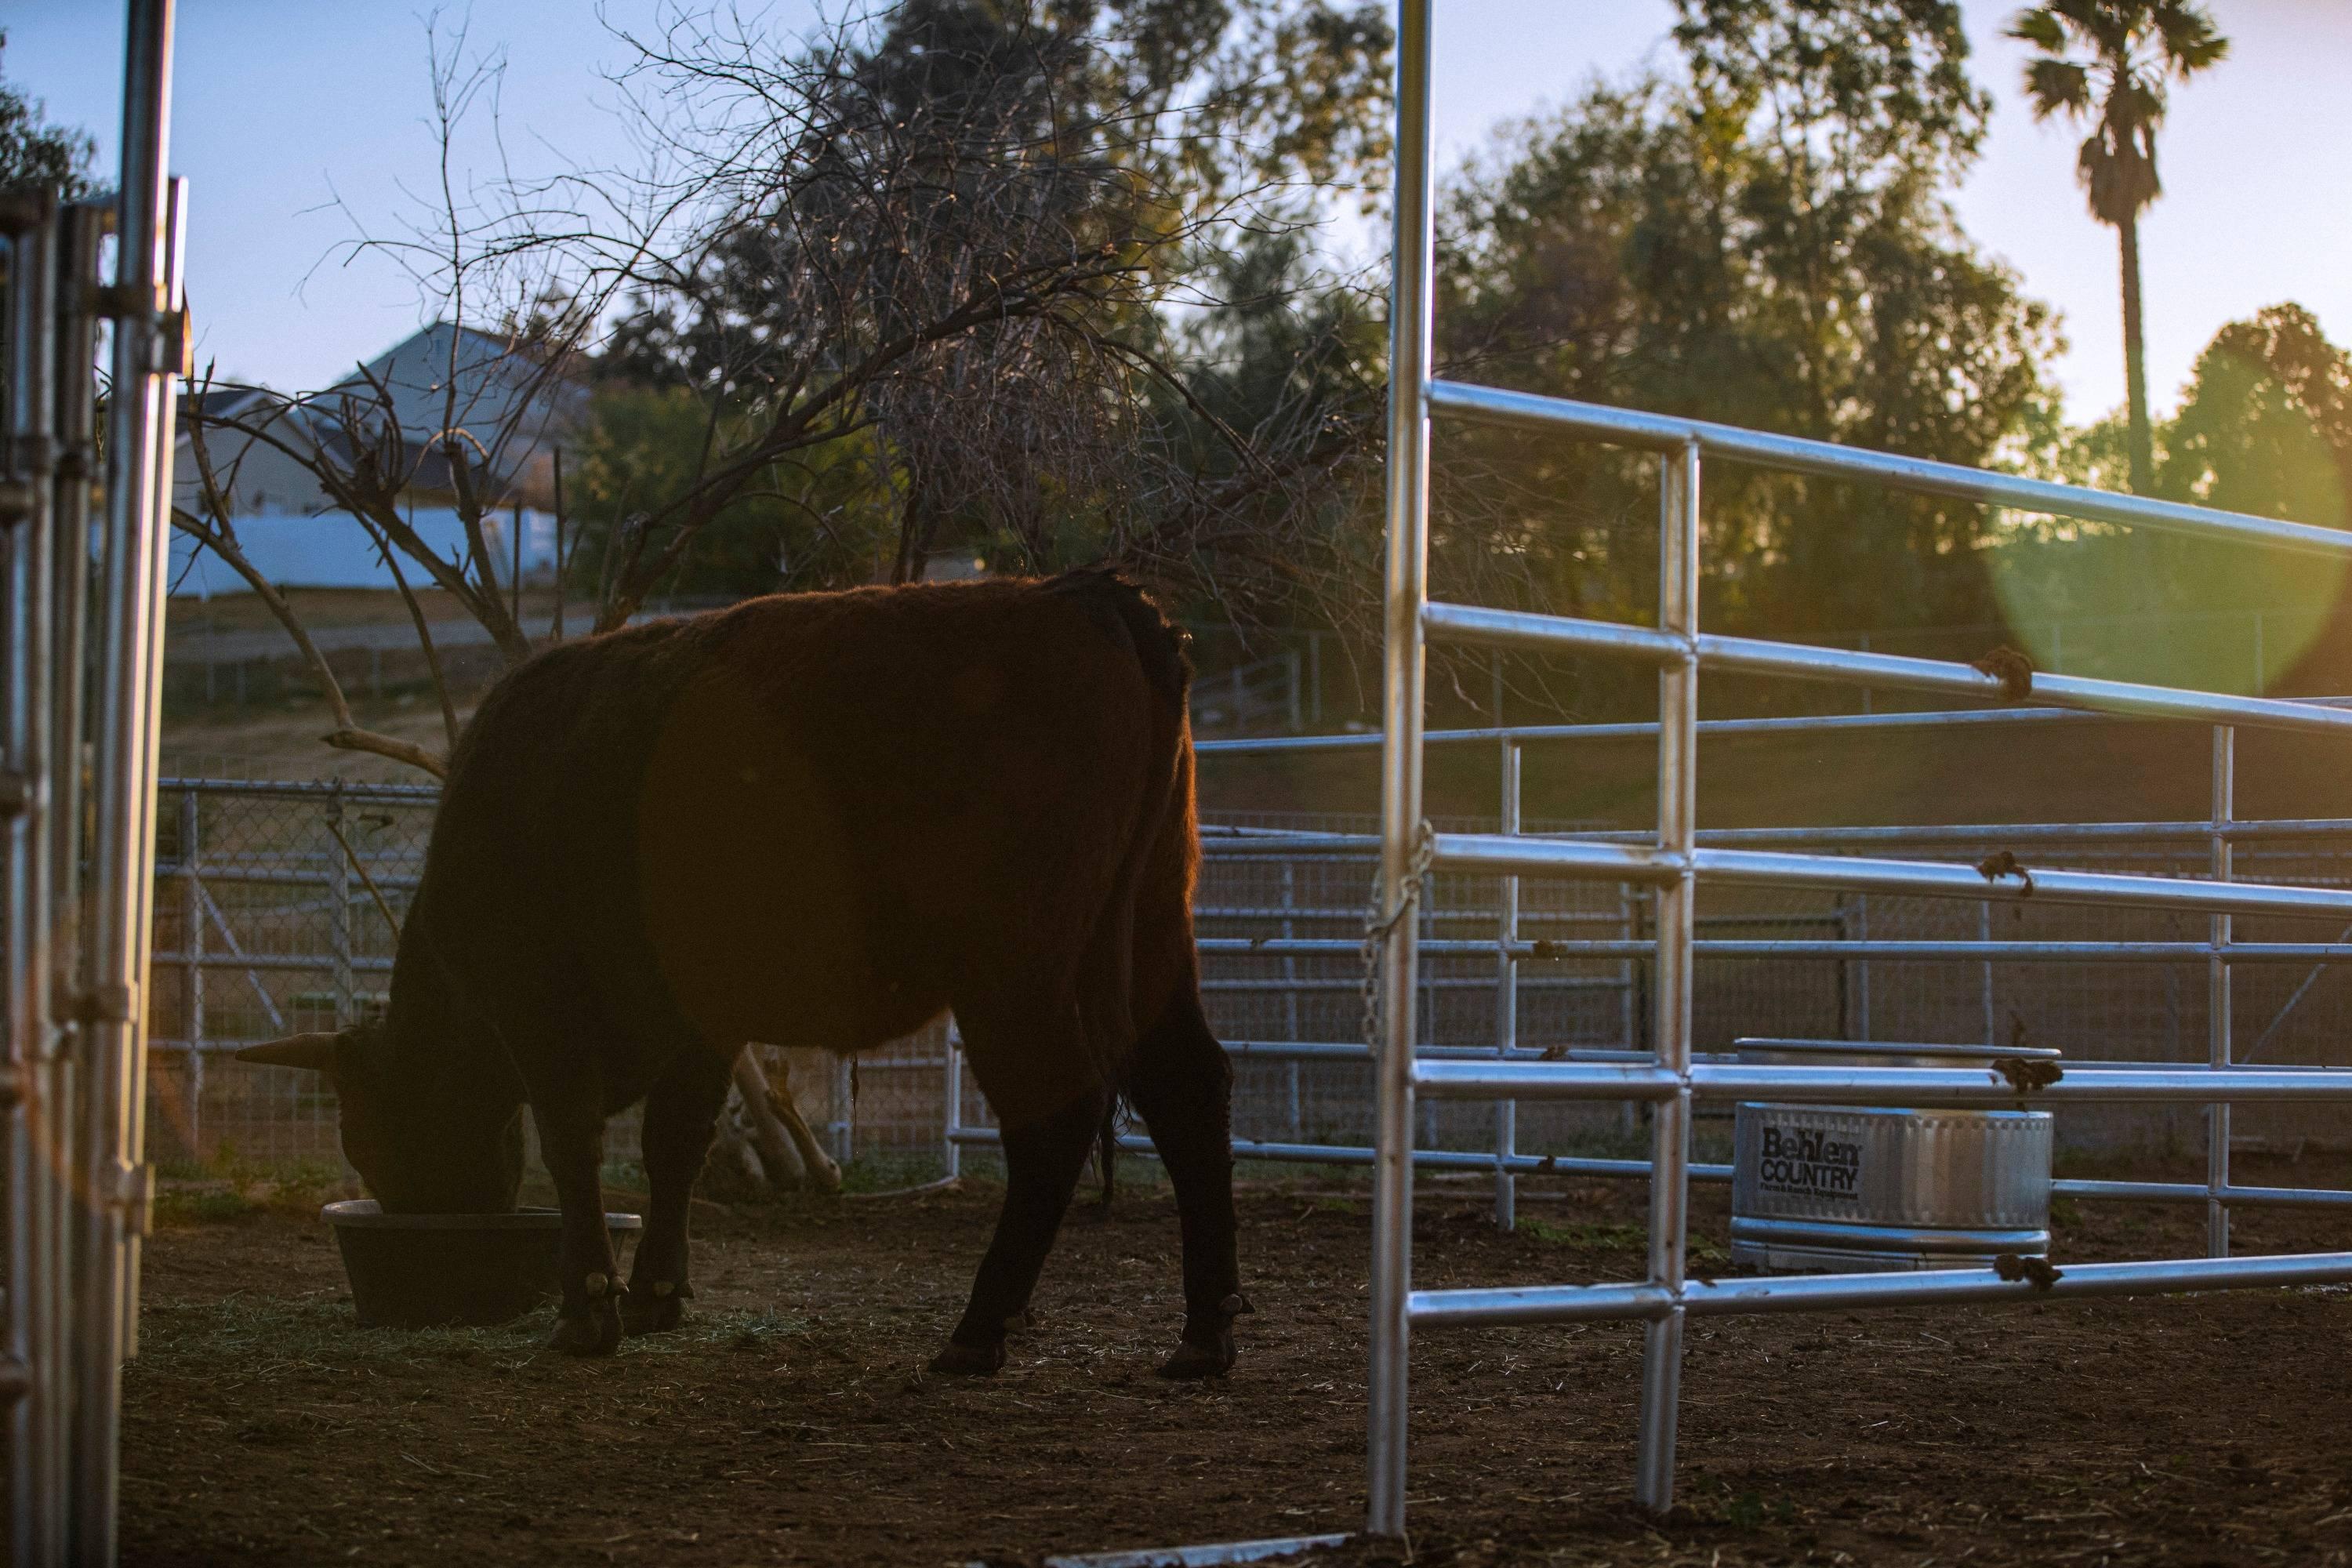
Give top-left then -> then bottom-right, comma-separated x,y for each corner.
419,575 -> 1181,1102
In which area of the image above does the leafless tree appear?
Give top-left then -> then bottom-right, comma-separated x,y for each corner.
177,1 -> 1393,1192
180,1 -> 1394,769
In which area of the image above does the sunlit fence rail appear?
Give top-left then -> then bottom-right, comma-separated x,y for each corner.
159,779 -> 2352,1178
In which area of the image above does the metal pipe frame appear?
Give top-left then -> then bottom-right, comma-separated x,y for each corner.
1412,1058 -> 2352,1105
1633,442 -> 1700,1509
1364,0 -> 1432,1531
948,1123 -> 2352,1222
1197,703 -> 2120,756
74,5 -> 179,1556
974,1115 -> 2352,1216
1732,1036 -> 2063,1062
2210,727 -> 2234,1259
1407,1250 -> 2352,1331
1428,834 -> 2352,920
1422,601 -> 2352,738
1425,378 -> 2352,559
1198,695 -> 2352,762
1493,738 -> 1519,1232
5,192 -> 65,1568
1574,816 -> 2352,847
1357,2 -> 2352,1527
1515,938 -> 2352,964
158,775 -> 440,802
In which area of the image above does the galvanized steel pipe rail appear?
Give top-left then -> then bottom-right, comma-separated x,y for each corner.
1408,1250 -> 2352,1331
1353,0 -> 2352,1536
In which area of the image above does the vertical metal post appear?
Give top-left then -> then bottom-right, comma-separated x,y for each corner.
1854,895 -> 1872,1041
2209,725 -> 2233,1258
1280,860 -> 1301,1138
1367,0 -> 1433,1537
1493,737 -> 1519,1232
1287,648 -> 1303,731
941,1018 -> 962,1180
121,175 -> 186,1367
76,5 -> 180,1552
53,203 -> 103,986
6,197 -> 64,1568
1418,864 -> 1437,1150
1634,441 -> 1700,1515
46,198 -> 105,1568
180,789 -> 204,1156
1979,901 -> 1994,1045
1617,880 -> 1638,1138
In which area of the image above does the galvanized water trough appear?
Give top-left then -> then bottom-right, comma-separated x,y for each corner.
1730,1040 -> 2057,1273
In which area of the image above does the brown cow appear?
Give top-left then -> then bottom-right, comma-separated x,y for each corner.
238,571 -> 1247,1377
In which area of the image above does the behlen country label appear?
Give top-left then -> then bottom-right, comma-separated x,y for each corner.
1755,1123 -> 1864,1199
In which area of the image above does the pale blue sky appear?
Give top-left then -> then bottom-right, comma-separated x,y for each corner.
9,1 -> 2350,425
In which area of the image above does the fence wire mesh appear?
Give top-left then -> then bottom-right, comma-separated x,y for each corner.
151,782 -> 2352,1178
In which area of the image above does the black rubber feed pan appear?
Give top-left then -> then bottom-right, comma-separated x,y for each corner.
322,1200 -> 644,1329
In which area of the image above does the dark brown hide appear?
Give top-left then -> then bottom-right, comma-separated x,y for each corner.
261,572 -> 1241,1374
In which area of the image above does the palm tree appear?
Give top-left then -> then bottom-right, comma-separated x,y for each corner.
2010,2 -> 2227,495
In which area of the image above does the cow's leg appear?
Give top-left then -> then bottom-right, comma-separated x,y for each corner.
729,1047 -> 808,1190
1128,986 -> 1245,1379
930,1077 -> 1105,1376
760,1054 -> 844,1193
534,1086 -> 624,1357
622,1047 -> 733,1337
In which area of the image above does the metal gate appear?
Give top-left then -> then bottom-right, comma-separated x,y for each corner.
3,4 -> 183,1560
1359,0 -> 2352,1530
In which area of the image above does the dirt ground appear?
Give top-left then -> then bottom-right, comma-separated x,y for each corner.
119,1160 -> 2352,1568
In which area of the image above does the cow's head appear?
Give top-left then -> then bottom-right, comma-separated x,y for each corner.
236,1024 -> 524,1214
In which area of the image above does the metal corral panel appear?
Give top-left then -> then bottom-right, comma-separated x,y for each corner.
1732,1104 -> 2053,1272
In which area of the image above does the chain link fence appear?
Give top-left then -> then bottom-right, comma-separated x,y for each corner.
147,781 -> 2352,1178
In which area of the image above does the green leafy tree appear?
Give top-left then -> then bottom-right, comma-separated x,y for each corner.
1436,2 -> 2056,676
568,385 -> 899,601
1992,305 -> 2351,692
2009,1 -> 2228,495
180,2 -> 1394,779
599,0 -> 1392,610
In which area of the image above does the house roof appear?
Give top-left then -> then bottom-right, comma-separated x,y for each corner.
176,321 -> 586,512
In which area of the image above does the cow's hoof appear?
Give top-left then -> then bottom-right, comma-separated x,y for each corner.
1157,1334 -> 1235,1381
550,1303 -> 622,1357
620,1294 -> 684,1337
927,1339 -> 1006,1376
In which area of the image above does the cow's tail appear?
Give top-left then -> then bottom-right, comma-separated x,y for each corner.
1049,566 -> 1193,715
1048,571 -> 1197,1205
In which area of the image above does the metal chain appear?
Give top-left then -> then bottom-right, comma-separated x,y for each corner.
1360,821 -> 1439,1049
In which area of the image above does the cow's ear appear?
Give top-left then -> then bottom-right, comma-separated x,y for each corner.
234,1032 -> 342,1073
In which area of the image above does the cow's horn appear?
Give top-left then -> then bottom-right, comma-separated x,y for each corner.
234,1033 -> 341,1073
